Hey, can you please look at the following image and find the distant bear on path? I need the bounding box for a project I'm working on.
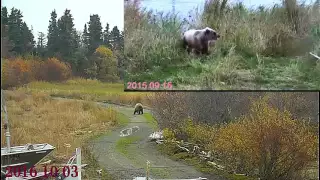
[182,27,220,55]
[134,103,143,115]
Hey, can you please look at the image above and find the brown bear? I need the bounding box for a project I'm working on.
[134,103,143,115]
[182,27,220,55]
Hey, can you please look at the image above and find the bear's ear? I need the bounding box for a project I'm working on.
[205,29,210,34]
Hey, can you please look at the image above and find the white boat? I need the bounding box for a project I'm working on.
[1,90,55,180]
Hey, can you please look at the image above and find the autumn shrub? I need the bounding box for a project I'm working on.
[163,128,176,141]
[212,95,318,179]
[148,92,189,129]
[1,57,72,89]
[159,119,217,149]
[29,60,47,81]
[1,58,32,89]
[45,57,72,82]
[86,45,119,82]
[181,119,216,149]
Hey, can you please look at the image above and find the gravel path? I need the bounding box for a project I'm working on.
[89,103,227,180]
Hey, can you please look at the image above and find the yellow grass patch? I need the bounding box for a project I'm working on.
[20,78,154,106]
[1,90,117,163]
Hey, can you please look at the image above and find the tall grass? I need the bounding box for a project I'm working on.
[20,78,153,106]
[1,90,117,162]
[124,0,320,90]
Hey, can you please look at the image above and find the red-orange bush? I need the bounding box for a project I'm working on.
[212,95,318,179]
[1,58,32,89]
[29,60,47,81]
[1,57,72,89]
[45,58,72,82]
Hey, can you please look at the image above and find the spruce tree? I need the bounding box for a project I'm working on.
[87,14,103,54]
[7,8,34,55]
[57,9,78,64]
[1,7,12,57]
[103,23,112,49]
[109,26,122,50]
[82,24,89,48]
[47,10,59,56]
[36,32,46,57]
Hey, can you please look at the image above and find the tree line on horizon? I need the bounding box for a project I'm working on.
[1,6,124,84]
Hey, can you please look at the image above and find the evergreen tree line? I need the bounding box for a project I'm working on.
[1,7,124,80]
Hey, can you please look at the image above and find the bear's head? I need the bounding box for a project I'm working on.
[204,27,220,41]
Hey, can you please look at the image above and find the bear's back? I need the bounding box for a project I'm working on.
[183,29,203,48]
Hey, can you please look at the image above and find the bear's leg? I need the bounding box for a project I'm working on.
[194,48,201,55]
[186,47,192,54]
[201,43,209,55]
[182,37,188,49]
[201,48,209,55]
[141,109,143,114]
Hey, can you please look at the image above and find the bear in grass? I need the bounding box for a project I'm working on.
[182,27,220,55]
[134,103,143,115]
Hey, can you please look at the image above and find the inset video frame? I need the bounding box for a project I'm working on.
[124,0,320,90]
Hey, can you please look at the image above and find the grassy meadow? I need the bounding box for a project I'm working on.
[1,90,118,160]
[124,0,320,90]
[20,78,153,106]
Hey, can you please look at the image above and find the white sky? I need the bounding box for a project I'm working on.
[2,0,124,40]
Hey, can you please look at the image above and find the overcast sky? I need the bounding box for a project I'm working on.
[141,0,315,18]
[2,0,124,39]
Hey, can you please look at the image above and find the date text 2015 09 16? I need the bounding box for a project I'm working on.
[126,81,173,90]
[6,165,79,178]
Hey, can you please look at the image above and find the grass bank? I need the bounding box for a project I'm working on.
[143,112,159,130]
[124,0,320,90]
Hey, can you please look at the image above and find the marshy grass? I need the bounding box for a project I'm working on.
[124,0,320,90]
[20,78,154,106]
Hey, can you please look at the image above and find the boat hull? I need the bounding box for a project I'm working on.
[1,144,55,172]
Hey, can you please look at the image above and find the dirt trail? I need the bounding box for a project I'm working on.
[90,103,225,180]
